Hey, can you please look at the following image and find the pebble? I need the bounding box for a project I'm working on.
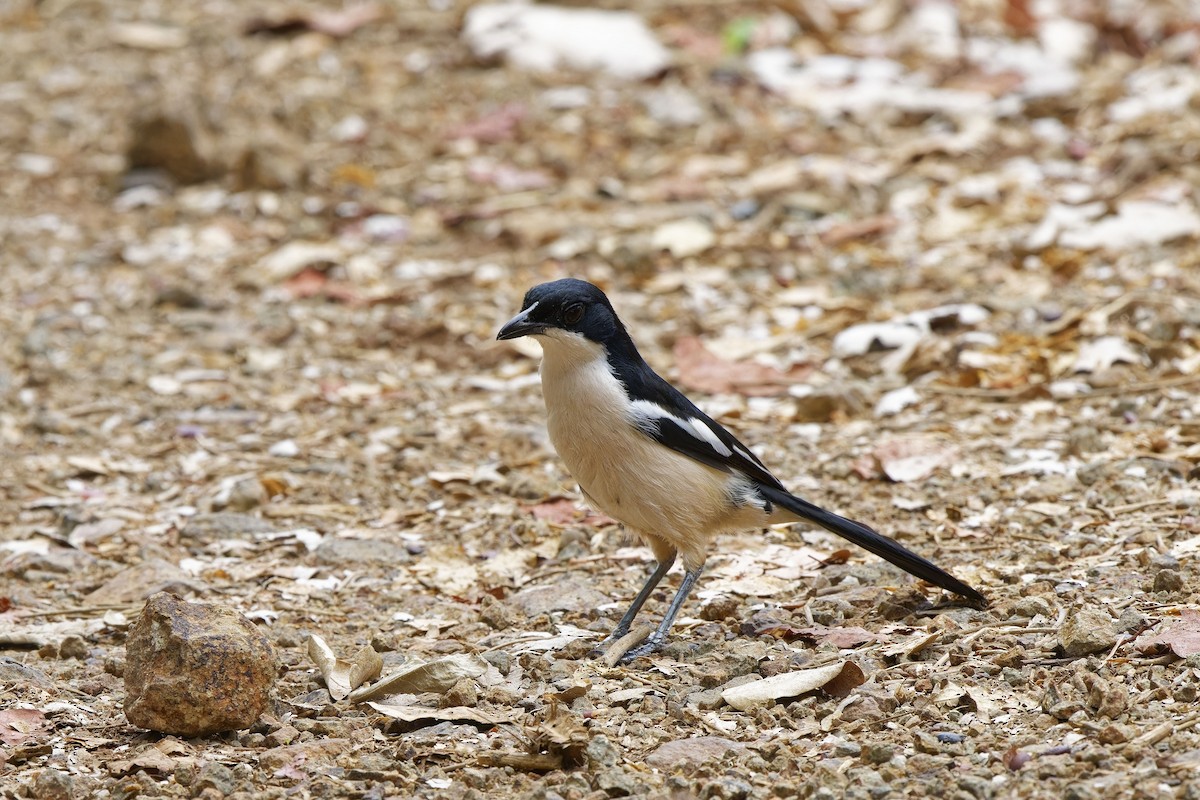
[645,736,746,769]
[506,579,609,615]
[1059,608,1117,658]
[1152,569,1185,593]
[124,592,276,736]
[699,595,739,621]
[834,741,862,757]
[595,768,637,797]
[58,636,88,660]
[441,677,478,708]
[313,538,410,566]
[585,734,620,769]
[268,439,300,458]
[30,769,77,800]
[863,743,895,764]
[650,218,715,258]
[192,762,236,796]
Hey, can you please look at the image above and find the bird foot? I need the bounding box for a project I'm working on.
[615,635,665,664]
[590,623,658,665]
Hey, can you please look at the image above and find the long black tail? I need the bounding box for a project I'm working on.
[759,485,986,604]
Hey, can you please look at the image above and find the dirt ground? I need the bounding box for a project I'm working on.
[3,0,1200,798]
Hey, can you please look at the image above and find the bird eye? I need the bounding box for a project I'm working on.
[563,304,584,325]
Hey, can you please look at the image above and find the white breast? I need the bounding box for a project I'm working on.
[535,330,767,568]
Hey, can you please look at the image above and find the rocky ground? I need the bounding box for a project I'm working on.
[2,0,1200,798]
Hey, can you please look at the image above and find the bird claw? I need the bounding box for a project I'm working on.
[615,635,664,664]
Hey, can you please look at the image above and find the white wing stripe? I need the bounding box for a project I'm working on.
[688,417,732,457]
[629,400,736,459]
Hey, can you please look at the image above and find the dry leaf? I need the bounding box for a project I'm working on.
[721,661,865,710]
[1154,610,1200,659]
[873,437,958,483]
[0,708,48,748]
[307,635,382,701]
[673,336,811,396]
[349,654,488,703]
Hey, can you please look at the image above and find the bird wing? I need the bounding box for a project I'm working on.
[623,371,785,492]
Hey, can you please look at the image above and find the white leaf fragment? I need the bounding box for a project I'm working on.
[463,4,670,81]
[1072,337,1147,373]
[721,661,859,711]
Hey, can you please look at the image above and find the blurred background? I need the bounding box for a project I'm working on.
[2,0,1199,796]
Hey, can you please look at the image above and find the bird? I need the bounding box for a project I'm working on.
[497,278,985,662]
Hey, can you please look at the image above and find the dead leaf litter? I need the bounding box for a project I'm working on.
[2,0,1199,798]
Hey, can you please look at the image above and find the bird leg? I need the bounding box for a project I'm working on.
[590,554,675,657]
[618,564,704,663]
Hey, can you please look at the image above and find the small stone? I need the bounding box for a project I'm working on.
[268,439,299,458]
[85,560,204,605]
[124,592,276,736]
[31,769,77,800]
[479,596,517,630]
[651,217,715,258]
[1097,724,1129,745]
[586,734,621,769]
[481,649,511,674]
[1060,608,1117,658]
[645,736,746,769]
[265,724,299,748]
[704,777,753,800]
[192,762,236,795]
[58,635,88,660]
[1012,596,1054,619]
[1153,569,1185,594]
[595,768,637,797]
[863,743,895,764]
[1117,607,1148,633]
[313,538,410,566]
[835,741,862,757]
[507,579,609,615]
[183,513,278,542]
[258,739,351,773]
[441,678,478,708]
[994,646,1025,668]
[1001,668,1026,686]
[699,595,739,621]
[687,687,726,710]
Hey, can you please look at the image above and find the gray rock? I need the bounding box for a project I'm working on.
[30,768,79,800]
[313,538,410,566]
[586,734,620,769]
[645,736,746,769]
[595,768,637,797]
[864,742,895,764]
[1059,608,1117,658]
[183,513,278,541]
[85,560,204,605]
[506,579,609,615]
[192,761,236,795]
[124,592,276,736]
[1153,569,1185,594]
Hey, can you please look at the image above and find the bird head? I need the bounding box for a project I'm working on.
[497,278,622,347]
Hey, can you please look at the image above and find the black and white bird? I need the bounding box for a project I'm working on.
[498,278,985,661]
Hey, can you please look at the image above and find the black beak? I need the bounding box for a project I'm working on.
[497,306,545,340]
